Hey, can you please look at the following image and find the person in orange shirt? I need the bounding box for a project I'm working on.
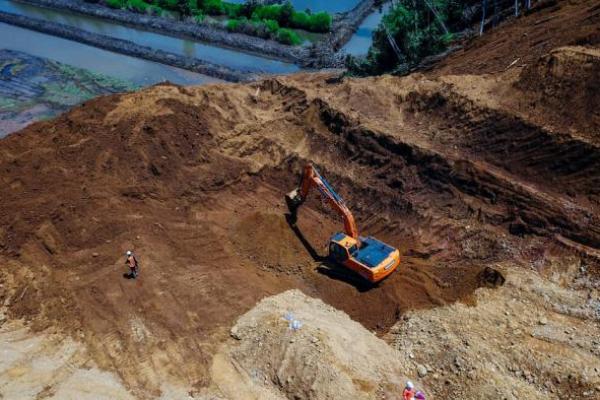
[402,381,415,400]
[125,250,139,279]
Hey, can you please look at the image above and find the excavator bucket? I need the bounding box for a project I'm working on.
[285,188,302,224]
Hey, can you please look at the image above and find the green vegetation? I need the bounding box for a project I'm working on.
[100,0,331,46]
[224,16,301,44]
[275,27,301,45]
[347,0,474,76]
[106,0,125,8]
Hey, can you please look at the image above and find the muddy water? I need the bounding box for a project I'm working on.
[0,0,300,74]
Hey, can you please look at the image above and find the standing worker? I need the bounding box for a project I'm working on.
[402,381,415,400]
[125,250,139,279]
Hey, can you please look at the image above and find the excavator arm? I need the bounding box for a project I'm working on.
[285,164,359,239]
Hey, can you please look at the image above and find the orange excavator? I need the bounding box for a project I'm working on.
[286,164,400,283]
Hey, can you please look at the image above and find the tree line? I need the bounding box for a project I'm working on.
[348,0,540,76]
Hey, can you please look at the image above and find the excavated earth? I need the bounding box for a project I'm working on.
[0,1,599,399]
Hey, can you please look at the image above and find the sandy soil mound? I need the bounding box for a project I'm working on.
[216,289,415,400]
[0,320,135,400]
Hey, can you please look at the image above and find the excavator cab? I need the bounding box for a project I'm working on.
[286,164,400,283]
[328,232,399,282]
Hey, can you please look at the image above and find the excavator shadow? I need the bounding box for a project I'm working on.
[284,213,377,293]
[284,213,326,262]
[315,264,378,293]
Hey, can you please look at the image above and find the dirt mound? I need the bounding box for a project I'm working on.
[216,289,416,400]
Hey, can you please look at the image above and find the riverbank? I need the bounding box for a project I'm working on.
[331,0,377,51]
[0,49,135,136]
[17,0,378,68]
[19,0,310,64]
[0,11,251,82]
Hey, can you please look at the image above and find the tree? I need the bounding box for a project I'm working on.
[279,1,294,26]
[348,0,476,76]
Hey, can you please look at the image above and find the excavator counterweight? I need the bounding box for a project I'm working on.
[286,164,400,283]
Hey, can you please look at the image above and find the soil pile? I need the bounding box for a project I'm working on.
[230,212,313,272]
[213,289,415,400]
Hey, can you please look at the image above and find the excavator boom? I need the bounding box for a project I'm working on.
[286,164,359,239]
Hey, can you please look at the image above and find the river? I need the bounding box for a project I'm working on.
[341,2,390,56]
[0,0,388,85]
[0,22,217,86]
[0,0,300,74]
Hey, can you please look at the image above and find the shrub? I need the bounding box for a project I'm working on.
[194,11,205,23]
[158,0,178,10]
[188,0,199,14]
[223,2,242,18]
[251,20,270,38]
[226,18,240,31]
[289,10,310,29]
[308,11,331,32]
[289,10,330,32]
[147,5,162,15]
[264,18,279,34]
[106,0,126,8]
[251,4,281,21]
[278,1,293,26]
[203,0,224,15]
[239,1,258,18]
[276,28,301,45]
[126,0,149,12]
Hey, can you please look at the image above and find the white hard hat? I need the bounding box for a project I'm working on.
[126,250,132,256]
[406,381,414,389]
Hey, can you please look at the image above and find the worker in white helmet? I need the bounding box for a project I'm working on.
[402,381,415,400]
[125,250,139,279]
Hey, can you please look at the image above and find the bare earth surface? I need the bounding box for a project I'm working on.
[0,1,599,399]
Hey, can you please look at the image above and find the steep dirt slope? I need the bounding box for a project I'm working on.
[432,0,600,76]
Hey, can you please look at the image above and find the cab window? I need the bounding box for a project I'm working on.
[329,242,349,262]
